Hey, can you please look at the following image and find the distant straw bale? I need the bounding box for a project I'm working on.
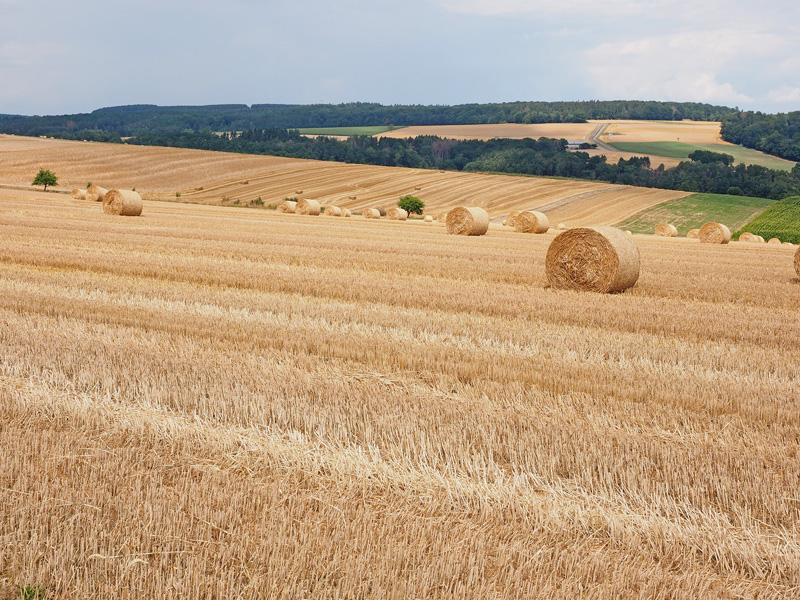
[783,241,795,248]
[795,246,800,276]
[739,232,757,243]
[86,185,107,203]
[363,208,380,219]
[446,207,489,236]
[699,222,731,245]
[545,226,640,293]
[655,223,678,237]
[103,189,143,216]
[768,237,782,245]
[70,188,86,200]
[386,207,408,221]
[424,215,433,223]
[556,223,567,230]
[342,208,352,217]
[756,235,765,243]
[294,190,303,194]
[436,212,449,223]
[514,211,549,234]
[277,200,297,213]
[504,211,520,227]
[296,198,321,215]
[625,230,632,235]
[325,206,343,217]
[687,229,700,239]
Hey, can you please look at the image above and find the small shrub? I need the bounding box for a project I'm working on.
[175,192,181,198]
[249,197,264,207]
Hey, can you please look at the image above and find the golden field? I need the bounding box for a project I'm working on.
[0,134,688,223]
[1,188,799,599]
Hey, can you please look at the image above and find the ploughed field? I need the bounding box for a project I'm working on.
[0,134,688,224]
[1,189,799,599]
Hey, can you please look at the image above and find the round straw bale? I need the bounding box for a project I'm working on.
[768,237,782,245]
[514,210,549,234]
[446,207,490,236]
[296,198,321,215]
[699,222,731,244]
[655,223,678,237]
[437,212,449,223]
[504,211,521,227]
[363,208,380,219]
[556,223,567,230]
[103,189,143,216]
[783,241,794,248]
[386,207,408,221]
[294,190,303,194]
[625,230,632,235]
[325,206,342,217]
[739,232,757,243]
[795,246,800,276]
[545,226,640,293]
[756,235,765,243]
[342,208,352,217]
[277,200,297,213]
[687,228,700,239]
[86,185,107,203]
[70,188,86,200]
[424,215,433,223]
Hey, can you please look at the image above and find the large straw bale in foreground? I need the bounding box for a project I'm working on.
[446,207,489,236]
[505,211,521,227]
[514,211,549,234]
[70,188,86,200]
[386,207,408,221]
[687,229,700,239]
[363,208,380,219]
[102,189,143,216]
[325,206,342,217]
[655,223,678,237]
[546,226,640,293]
[795,246,800,276]
[277,200,297,213]
[699,222,731,244]
[296,198,321,215]
[86,185,107,203]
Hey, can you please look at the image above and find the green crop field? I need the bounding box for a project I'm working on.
[608,141,797,171]
[615,193,776,236]
[736,196,800,243]
[297,126,405,136]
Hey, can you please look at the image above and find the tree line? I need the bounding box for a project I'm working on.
[721,111,800,162]
[123,128,800,200]
[0,100,736,138]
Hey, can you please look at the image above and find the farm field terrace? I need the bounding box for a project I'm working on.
[1,189,799,599]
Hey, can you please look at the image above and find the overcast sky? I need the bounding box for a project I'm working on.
[1,0,798,116]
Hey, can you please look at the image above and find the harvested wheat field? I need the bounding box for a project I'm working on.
[1,187,799,599]
[0,135,688,223]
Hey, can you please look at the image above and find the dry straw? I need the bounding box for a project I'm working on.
[514,211,549,234]
[86,185,107,203]
[545,226,640,293]
[277,200,297,213]
[363,208,380,219]
[103,189,143,216]
[386,207,408,221]
[768,237,782,245]
[795,246,800,277]
[687,229,700,239]
[655,223,678,237]
[70,188,86,200]
[325,206,343,217]
[504,211,520,227]
[446,207,489,236]
[296,198,321,215]
[699,222,731,244]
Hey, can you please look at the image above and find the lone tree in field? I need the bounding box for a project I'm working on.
[32,168,58,191]
[398,195,424,216]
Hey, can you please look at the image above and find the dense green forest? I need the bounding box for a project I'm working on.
[124,128,800,200]
[0,100,735,138]
[720,111,800,162]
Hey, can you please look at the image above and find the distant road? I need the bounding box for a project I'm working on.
[588,123,616,152]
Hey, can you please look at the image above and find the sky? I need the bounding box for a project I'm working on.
[1,0,798,116]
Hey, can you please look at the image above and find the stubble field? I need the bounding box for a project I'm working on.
[1,189,799,599]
